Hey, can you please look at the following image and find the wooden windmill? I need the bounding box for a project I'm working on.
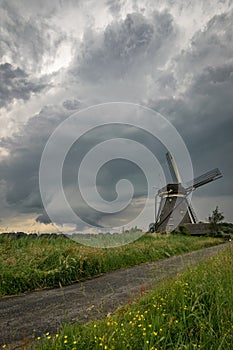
[149,152,222,233]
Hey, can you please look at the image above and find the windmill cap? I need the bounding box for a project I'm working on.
[158,183,186,195]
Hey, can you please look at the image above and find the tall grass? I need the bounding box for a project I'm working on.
[32,245,233,350]
[0,234,224,296]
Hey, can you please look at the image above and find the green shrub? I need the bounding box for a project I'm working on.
[178,225,190,235]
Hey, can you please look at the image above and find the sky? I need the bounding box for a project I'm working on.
[0,0,232,234]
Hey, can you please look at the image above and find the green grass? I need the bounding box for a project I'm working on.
[31,244,233,350]
[0,233,224,296]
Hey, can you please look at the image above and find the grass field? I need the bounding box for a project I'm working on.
[31,244,233,350]
[0,233,225,296]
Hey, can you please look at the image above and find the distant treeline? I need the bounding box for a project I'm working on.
[0,223,232,240]
[0,227,143,240]
[0,232,68,239]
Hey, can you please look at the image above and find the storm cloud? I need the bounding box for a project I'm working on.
[0,0,232,232]
[0,63,47,107]
[74,10,176,81]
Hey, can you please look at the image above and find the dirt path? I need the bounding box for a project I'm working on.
[0,242,232,347]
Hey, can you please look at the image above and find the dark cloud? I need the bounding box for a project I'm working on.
[36,212,51,224]
[0,105,70,215]
[72,10,177,82]
[174,11,233,80]
[59,123,167,228]
[62,99,81,110]
[0,111,167,229]
[150,12,233,199]
[0,63,47,107]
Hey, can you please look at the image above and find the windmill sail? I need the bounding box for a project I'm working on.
[186,168,222,193]
[166,152,182,183]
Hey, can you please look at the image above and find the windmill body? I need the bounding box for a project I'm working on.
[156,183,194,232]
[149,153,222,233]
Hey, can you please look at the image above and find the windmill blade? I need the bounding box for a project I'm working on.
[186,168,222,193]
[166,152,182,183]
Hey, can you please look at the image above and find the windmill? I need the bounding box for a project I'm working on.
[149,152,222,233]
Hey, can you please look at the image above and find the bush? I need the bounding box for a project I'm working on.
[178,225,190,235]
[208,206,224,235]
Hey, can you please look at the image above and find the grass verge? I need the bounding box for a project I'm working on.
[0,234,225,296]
[30,244,233,350]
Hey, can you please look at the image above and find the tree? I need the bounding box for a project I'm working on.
[208,206,224,235]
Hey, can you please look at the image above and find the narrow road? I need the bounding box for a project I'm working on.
[0,242,231,347]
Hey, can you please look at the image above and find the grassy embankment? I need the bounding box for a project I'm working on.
[0,233,225,296]
[32,244,233,350]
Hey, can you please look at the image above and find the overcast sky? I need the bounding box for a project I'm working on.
[0,0,232,233]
